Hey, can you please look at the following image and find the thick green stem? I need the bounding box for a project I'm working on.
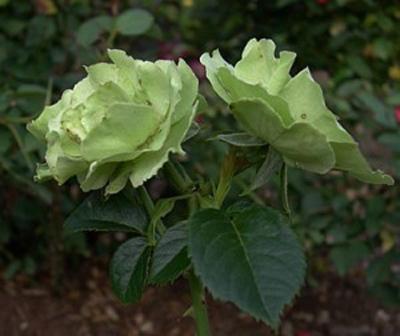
[280,163,292,219]
[138,185,165,244]
[188,270,211,336]
[164,159,211,334]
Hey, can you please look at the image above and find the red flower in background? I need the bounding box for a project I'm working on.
[395,106,400,124]
[316,0,329,4]
[195,114,204,124]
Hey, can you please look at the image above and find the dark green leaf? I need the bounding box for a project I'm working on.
[276,0,300,8]
[226,199,253,216]
[378,132,400,153]
[347,56,372,79]
[116,9,154,36]
[387,93,400,105]
[65,191,148,234]
[26,16,56,46]
[357,92,396,128]
[77,16,113,47]
[0,129,12,154]
[4,260,21,280]
[110,237,151,303]
[372,38,393,60]
[330,241,370,276]
[369,284,400,307]
[188,204,306,328]
[0,216,10,243]
[367,250,400,286]
[1,18,25,36]
[150,222,190,284]
[217,133,266,147]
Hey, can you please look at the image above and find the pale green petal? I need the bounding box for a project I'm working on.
[27,90,72,140]
[234,39,296,94]
[231,99,335,174]
[280,68,392,183]
[78,162,118,192]
[94,107,174,165]
[45,132,64,170]
[138,61,171,115]
[59,132,81,157]
[105,161,134,195]
[279,70,353,145]
[273,123,335,174]
[53,156,88,184]
[280,68,335,126]
[155,59,181,81]
[218,68,293,126]
[154,60,182,118]
[268,51,296,95]
[102,108,174,165]
[45,133,88,183]
[34,163,52,182]
[81,103,161,162]
[70,77,96,107]
[61,106,87,143]
[108,49,156,106]
[200,49,233,102]
[234,39,277,85]
[128,102,198,189]
[86,63,119,86]
[241,38,260,58]
[331,142,394,185]
[172,59,199,123]
[230,98,285,143]
[107,49,141,91]
[80,81,131,134]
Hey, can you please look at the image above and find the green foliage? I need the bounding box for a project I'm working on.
[188,204,306,328]
[116,9,154,36]
[330,241,370,276]
[64,190,148,234]
[150,221,190,285]
[77,16,113,47]
[110,237,151,304]
[76,9,154,47]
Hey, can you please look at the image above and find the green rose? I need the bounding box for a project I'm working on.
[201,38,393,185]
[28,49,199,194]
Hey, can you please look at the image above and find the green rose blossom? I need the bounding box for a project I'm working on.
[201,38,393,185]
[28,49,199,194]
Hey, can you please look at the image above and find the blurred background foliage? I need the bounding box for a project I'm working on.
[0,0,399,306]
